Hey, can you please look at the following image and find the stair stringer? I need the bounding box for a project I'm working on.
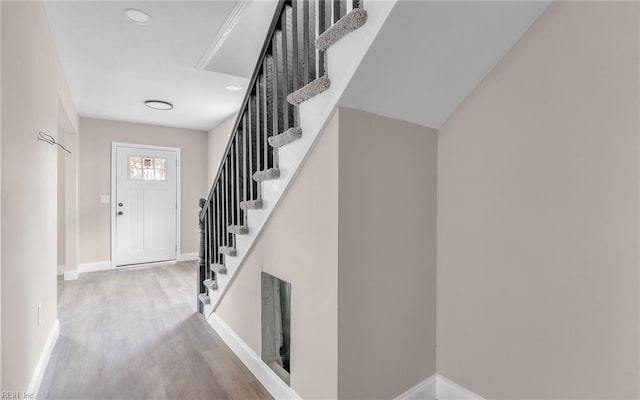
[203,0,398,316]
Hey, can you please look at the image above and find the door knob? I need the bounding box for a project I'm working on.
[118,211,123,216]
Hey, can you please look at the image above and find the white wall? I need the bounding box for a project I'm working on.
[78,118,208,263]
[437,2,640,398]
[1,1,79,391]
[208,114,236,187]
[337,108,438,399]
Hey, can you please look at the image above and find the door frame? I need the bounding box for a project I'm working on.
[110,142,182,268]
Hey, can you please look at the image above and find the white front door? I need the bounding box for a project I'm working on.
[115,145,178,266]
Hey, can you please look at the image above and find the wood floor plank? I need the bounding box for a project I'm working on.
[40,261,272,400]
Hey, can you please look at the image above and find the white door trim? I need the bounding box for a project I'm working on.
[111,142,181,268]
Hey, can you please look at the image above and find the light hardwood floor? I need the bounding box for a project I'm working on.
[40,261,271,400]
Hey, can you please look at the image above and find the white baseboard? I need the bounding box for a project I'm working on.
[27,319,59,397]
[78,261,113,273]
[178,252,198,261]
[63,261,111,281]
[63,269,79,281]
[396,375,437,400]
[67,258,191,280]
[396,374,485,400]
[207,313,301,400]
[437,374,485,400]
[206,311,482,400]
[57,265,65,276]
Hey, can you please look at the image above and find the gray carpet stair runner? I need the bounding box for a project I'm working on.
[228,225,249,235]
[253,168,281,182]
[212,263,227,274]
[269,127,303,148]
[240,199,263,210]
[219,246,237,257]
[287,76,331,106]
[315,8,368,51]
[204,279,218,291]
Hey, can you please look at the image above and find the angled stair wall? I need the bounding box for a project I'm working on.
[197,0,397,314]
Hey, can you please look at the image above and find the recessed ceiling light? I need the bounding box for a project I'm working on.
[225,85,242,92]
[123,8,152,25]
[145,100,173,110]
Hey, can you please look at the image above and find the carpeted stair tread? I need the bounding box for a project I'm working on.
[219,246,237,257]
[287,76,330,105]
[268,127,302,148]
[203,279,218,291]
[212,263,227,275]
[240,199,263,210]
[228,225,249,235]
[198,293,211,305]
[316,8,367,51]
[253,168,281,182]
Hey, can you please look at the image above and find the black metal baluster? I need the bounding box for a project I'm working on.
[264,58,275,169]
[197,198,206,313]
[227,156,233,245]
[303,0,315,84]
[245,113,254,201]
[204,208,209,280]
[208,192,214,271]
[334,0,346,23]
[318,0,329,76]
[242,114,248,218]
[212,186,218,267]
[283,5,295,128]
[229,149,235,247]
[273,31,285,169]
[292,1,300,92]
[209,196,214,269]
[222,162,228,261]
[216,183,222,264]
[234,126,241,228]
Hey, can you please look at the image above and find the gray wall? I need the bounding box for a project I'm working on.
[437,2,640,398]
[338,107,438,399]
[78,118,208,263]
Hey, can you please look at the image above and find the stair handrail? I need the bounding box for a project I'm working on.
[197,0,365,312]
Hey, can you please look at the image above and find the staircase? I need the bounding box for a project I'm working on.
[197,0,395,314]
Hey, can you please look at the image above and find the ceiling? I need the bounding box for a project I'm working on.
[339,1,550,129]
[202,1,279,78]
[45,1,278,132]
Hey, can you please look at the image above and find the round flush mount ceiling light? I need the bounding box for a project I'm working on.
[145,100,173,110]
[225,85,242,92]
[123,8,152,25]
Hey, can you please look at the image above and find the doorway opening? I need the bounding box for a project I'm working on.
[261,272,292,385]
[111,143,181,267]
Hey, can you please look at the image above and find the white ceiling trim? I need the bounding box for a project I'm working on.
[195,0,252,71]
